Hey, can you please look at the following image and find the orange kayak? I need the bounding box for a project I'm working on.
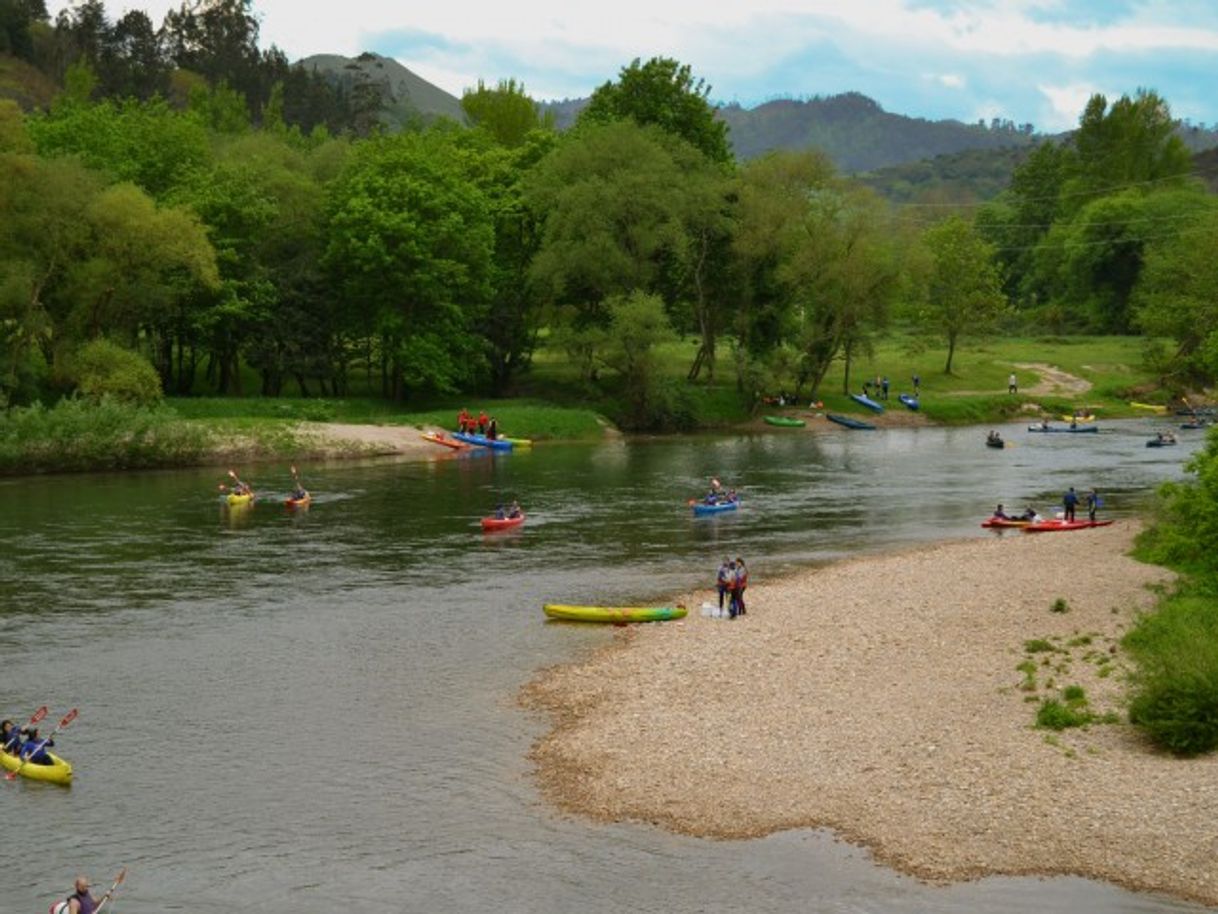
[421,432,469,450]
[481,513,525,531]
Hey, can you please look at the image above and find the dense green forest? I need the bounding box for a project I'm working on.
[2,0,1218,430]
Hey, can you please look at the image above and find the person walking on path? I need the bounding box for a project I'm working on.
[1063,486,1079,522]
[881,376,889,400]
[912,374,920,395]
[1008,372,1018,394]
[1086,489,1099,522]
[716,558,732,614]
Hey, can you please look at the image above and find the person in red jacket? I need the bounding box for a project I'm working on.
[457,408,471,433]
[477,410,489,434]
[734,557,748,616]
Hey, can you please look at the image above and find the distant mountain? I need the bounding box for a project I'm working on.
[298,52,466,129]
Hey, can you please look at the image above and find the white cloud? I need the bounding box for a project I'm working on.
[936,73,966,89]
[1037,81,1103,130]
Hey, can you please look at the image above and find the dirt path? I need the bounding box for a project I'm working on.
[1013,362,1093,397]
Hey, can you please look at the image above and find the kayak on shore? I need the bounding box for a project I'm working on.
[898,393,919,411]
[543,604,688,623]
[421,431,470,450]
[1130,401,1169,414]
[850,393,885,413]
[1061,413,1096,424]
[826,413,876,430]
[981,517,1031,528]
[1023,519,1114,532]
[453,431,513,451]
[0,747,73,785]
[763,415,805,427]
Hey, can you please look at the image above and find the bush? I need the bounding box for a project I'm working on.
[1050,598,1069,613]
[1036,698,1092,730]
[1024,638,1056,653]
[71,339,163,406]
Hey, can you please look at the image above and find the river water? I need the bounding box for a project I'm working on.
[0,419,1210,913]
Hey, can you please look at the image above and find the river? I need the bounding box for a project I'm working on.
[0,419,1210,913]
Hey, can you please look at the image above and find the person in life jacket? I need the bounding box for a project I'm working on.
[20,727,54,765]
[477,410,489,434]
[54,875,110,914]
[1,719,27,754]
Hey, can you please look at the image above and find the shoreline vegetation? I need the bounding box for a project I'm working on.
[0,346,1199,477]
[520,525,1218,907]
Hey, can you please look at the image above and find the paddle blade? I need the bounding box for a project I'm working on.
[29,706,48,725]
[59,708,78,728]
[113,867,127,887]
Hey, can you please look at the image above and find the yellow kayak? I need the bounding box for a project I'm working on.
[1130,401,1168,414]
[1060,413,1096,424]
[503,437,533,448]
[543,604,687,623]
[0,747,73,785]
[226,492,254,507]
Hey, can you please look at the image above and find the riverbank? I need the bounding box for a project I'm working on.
[521,525,1218,907]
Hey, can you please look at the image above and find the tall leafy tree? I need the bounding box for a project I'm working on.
[579,56,733,166]
[461,78,553,148]
[920,216,1006,373]
[325,130,495,399]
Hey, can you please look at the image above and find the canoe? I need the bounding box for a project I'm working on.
[225,492,253,507]
[985,438,1005,449]
[481,513,524,531]
[898,393,919,411]
[693,500,739,516]
[850,393,885,413]
[1180,422,1208,430]
[981,517,1031,528]
[543,604,688,623]
[826,413,875,430]
[763,416,805,427]
[0,747,73,785]
[421,432,469,450]
[453,432,513,451]
[1060,413,1096,423]
[1146,438,1177,448]
[285,492,311,509]
[1130,401,1169,414]
[1027,424,1098,433]
[1023,519,1114,532]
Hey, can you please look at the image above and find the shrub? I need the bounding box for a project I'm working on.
[1024,638,1055,653]
[1062,684,1087,705]
[71,339,163,406]
[1036,698,1092,730]
[1050,598,1069,613]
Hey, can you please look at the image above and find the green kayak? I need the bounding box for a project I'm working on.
[763,415,806,428]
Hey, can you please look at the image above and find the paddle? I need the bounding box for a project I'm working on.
[5,708,76,780]
[3,705,47,756]
[93,867,127,914]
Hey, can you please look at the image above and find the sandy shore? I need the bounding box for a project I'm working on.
[521,525,1218,907]
[295,422,455,459]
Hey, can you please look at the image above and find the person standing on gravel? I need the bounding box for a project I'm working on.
[1063,487,1079,522]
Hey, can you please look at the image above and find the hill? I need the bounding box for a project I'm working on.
[297,52,466,129]
[0,53,58,110]
[857,145,1034,204]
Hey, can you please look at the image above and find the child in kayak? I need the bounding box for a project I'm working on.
[19,727,54,765]
[1,719,27,753]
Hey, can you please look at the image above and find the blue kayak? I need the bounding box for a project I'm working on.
[452,432,513,451]
[1027,424,1098,434]
[827,413,876,430]
[850,394,885,413]
[693,500,739,516]
[898,393,919,411]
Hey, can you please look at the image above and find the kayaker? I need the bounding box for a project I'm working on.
[734,558,748,616]
[1086,489,1099,522]
[1,719,26,753]
[1021,507,1040,522]
[1063,487,1079,522]
[456,408,470,433]
[494,503,506,520]
[19,727,54,765]
[716,558,732,612]
[60,875,111,914]
[487,416,498,440]
[993,504,1010,519]
[507,500,522,519]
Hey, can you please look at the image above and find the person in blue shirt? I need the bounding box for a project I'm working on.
[1063,486,1079,522]
[1,719,26,754]
[716,558,732,612]
[19,727,54,765]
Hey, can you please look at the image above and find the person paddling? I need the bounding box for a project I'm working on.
[18,727,55,765]
[1,719,26,754]
[56,874,114,914]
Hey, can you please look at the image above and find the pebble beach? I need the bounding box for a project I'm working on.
[522,524,1218,907]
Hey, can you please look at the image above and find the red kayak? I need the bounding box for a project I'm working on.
[1023,519,1114,532]
[481,513,525,531]
[981,517,1030,528]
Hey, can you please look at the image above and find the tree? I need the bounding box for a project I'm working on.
[1134,204,1218,384]
[325,130,495,399]
[921,216,1005,373]
[0,0,47,60]
[579,56,733,166]
[598,290,678,428]
[461,78,553,148]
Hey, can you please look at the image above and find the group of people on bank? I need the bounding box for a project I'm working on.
[992,486,1100,523]
[715,557,749,619]
[456,408,499,440]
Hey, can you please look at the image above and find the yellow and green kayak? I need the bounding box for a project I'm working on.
[502,437,533,448]
[543,604,687,623]
[1130,401,1168,414]
[0,748,73,785]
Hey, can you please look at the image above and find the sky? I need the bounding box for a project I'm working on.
[53,0,1218,132]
